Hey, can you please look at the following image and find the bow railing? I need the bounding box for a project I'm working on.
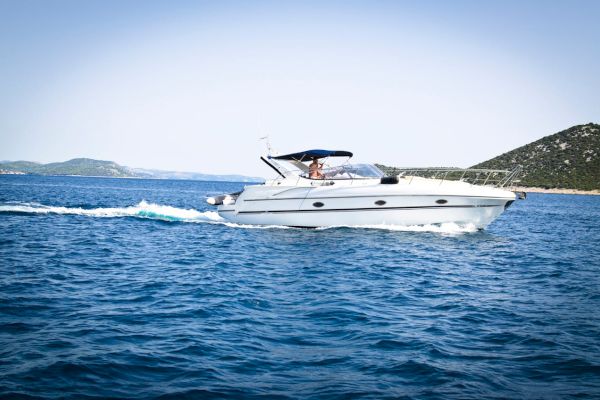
[383,166,522,188]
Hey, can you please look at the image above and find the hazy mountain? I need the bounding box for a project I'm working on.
[472,123,599,190]
[0,161,47,172]
[0,158,133,177]
[132,168,263,182]
[0,158,264,182]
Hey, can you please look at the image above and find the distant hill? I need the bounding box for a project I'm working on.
[0,158,264,182]
[0,158,133,177]
[377,123,599,191]
[132,168,263,183]
[472,123,599,190]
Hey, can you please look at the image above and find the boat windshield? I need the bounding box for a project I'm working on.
[316,163,384,180]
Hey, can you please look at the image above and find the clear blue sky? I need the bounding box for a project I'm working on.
[1,0,598,176]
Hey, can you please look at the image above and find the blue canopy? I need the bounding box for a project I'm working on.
[271,149,353,161]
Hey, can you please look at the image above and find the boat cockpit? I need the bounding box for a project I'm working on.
[263,149,384,181]
[301,163,384,180]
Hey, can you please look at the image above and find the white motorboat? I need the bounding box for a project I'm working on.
[207,149,523,229]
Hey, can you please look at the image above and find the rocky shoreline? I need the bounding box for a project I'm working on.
[512,186,600,196]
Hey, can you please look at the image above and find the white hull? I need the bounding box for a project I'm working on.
[216,177,516,229]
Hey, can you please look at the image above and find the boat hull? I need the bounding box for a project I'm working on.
[217,191,515,229]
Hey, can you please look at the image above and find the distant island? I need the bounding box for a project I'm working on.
[0,158,264,183]
[379,123,599,192]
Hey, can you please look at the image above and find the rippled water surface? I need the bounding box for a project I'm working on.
[1,175,599,399]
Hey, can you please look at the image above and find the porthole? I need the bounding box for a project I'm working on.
[375,200,386,206]
[436,199,448,204]
[313,202,324,208]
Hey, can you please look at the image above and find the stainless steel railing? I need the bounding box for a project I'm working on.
[387,166,522,188]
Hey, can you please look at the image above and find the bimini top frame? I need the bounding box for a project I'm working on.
[270,149,353,161]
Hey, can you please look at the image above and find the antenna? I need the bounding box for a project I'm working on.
[259,135,275,156]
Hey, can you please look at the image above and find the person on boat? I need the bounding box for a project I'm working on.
[309,158,324,179]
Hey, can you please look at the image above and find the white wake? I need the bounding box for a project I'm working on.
[0,201,294,229]
[0,201,478,233]
[0,200,222,223]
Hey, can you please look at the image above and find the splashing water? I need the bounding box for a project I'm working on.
[0,201,479,233]
[317,222,479,234]
[0,201,294,229]
[0,200,222,223]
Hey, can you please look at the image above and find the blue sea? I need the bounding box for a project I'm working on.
[1,175,599,399]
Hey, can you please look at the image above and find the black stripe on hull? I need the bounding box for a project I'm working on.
[243,194,512,202]
[234,204,500,214]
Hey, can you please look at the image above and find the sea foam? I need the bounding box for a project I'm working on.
[0,201,477,233]
[317,222,479,234]
[0,200,222,223]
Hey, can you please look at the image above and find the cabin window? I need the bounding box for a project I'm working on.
[375,200,386,206]
[436,199,448,204]
[313,202,324,208]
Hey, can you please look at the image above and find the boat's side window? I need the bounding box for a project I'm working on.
[436,199,448,204]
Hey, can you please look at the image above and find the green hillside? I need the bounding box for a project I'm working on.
[0,158,134,177]
[472,123,599,190]
[0,161,43,171]
[378,123,599,191]
[0,158,264,182]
